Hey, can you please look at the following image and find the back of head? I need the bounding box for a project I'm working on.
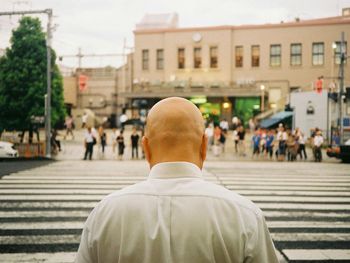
[143,97,206,169]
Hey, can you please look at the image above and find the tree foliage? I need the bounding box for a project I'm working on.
[0,16,65,132]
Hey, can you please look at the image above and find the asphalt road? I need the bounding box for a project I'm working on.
[0,160,53,178]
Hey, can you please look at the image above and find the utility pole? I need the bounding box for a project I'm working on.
[78,47,83,68]
[339,32,346,145]
[46,9,53,158]
[0,9,53,158]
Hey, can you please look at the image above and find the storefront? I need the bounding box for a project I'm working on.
[128,96,261,127]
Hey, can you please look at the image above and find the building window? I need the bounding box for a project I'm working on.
[270,44,281,67]
[290,43,302,66]
[194,47,202,68]
[312,42,324,66]
[210,46,218,68]
[142,49,149,70]
[156,49,164,70]
[334,42,347,65]
[251,45,260,67]
[178,48,185,69]
[235,46,243,67]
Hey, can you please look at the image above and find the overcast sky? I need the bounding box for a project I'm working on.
[1,0,349,68]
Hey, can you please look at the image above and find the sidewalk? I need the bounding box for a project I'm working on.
[54,128,338,163]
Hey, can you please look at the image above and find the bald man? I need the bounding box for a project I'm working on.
[75,97,278,263]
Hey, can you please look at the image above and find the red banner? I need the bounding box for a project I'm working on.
[79,74,88,92]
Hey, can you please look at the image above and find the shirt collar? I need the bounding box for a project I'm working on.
[148,162,202,179]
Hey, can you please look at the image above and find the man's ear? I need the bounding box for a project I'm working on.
[200,134,208,168]
[142,136,151,164]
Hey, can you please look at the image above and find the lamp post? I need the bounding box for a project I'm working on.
[260,85,265,112]
[327,42,338,143]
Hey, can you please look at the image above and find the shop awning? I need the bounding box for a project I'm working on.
[260,111,293,128]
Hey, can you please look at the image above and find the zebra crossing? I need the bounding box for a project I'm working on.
[206,162,350,262]
[0,160,349,262]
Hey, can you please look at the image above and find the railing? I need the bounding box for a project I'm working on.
[15,142,46,158]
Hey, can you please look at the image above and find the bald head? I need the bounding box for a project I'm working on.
[142,97,207,169]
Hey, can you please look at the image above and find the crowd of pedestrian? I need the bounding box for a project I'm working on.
[82,125,144,161]
[205,116,326,162]
[248,124,325,162]
[205,117,247,157]
[52,111,327,162]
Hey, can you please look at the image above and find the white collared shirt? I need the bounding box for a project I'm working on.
[277,131,287,141]
[75,162,278,263]
[84,132,94,143]
[314,135,324,147]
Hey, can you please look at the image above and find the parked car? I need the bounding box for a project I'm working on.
[0,141,18,158]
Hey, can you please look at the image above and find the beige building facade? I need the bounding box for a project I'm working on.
[76,67,119,124]
[120,11,350,124]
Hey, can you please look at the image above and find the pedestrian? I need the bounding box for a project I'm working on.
[83,127,96,160]
[131,127,140,159]
[265,129,274,159]
[111,128,117,153]
[205,123,214,151]
[116,130,125,160]
[252,130,261,158]
[82,112,88,129]
[232,116,239,131]
[260,128,267,154]
[249,117,256,134]
[286,130,298,162]
[310,127,319,160]
[314,130,324,162]
[332,130,340,146]
[233,126,239,153]
[98,126,107,154]
[51,129,61,154]
[219,118,229,133]
[276,125,287,161]
[213,125,222,156]
[332,130,340,147]
[64,115,74,140]
[219,128,226,153]
[295,128,307,160]
[237,125,246,156]
[75,97,278,263]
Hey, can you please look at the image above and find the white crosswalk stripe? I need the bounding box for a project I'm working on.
[0,160,349,262]
[206,162,350,263]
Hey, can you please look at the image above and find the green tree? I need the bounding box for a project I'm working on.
[0,16,65,139]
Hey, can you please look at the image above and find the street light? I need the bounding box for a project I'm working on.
[223,102,230,109]
[332,42,337,50]
[260,85,265,112]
